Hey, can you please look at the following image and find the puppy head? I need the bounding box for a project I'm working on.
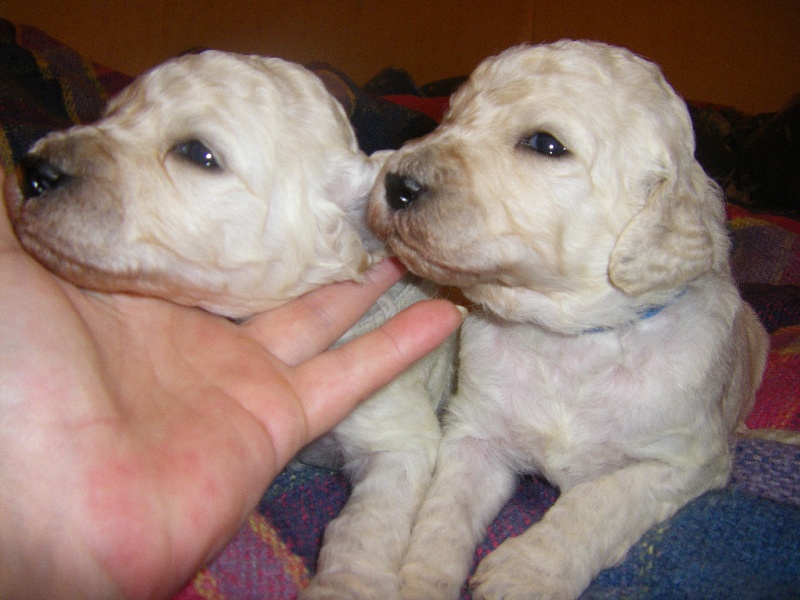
[8,50,388,318]
[369,41,729,330]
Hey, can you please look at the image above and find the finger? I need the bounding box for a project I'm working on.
[243,257,407,365]
[291,298,464,441]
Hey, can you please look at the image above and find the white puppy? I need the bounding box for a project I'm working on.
[8,50,455,599]
[368,41,770,599]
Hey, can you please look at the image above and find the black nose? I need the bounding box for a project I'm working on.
[18,154,72,199]
[384,172,427,211]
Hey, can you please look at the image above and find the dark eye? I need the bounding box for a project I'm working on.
[171,140,220,169]
[520,132,568,157]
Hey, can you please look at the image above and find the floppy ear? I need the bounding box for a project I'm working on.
[325,149,393,258]
[609,164,719,296]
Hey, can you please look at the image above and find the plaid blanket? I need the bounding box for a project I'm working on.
[1,18,798,599]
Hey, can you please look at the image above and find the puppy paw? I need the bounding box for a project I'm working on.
[469,538,583,600]
[399,563,463,600]
[300,571,400,600]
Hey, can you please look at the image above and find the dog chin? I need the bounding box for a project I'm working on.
[17,234,161,297]
[12,232,238,317]
[385,237,474,289]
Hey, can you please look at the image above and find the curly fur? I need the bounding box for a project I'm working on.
[10,51,385,318]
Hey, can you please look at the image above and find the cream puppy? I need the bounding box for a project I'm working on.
[8,50,455,599]
[10,51,382,317]
[368,41,770,599]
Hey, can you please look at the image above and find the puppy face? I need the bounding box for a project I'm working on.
[369,41,729,331]
[8,51,387,318]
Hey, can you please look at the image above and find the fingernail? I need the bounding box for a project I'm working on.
[456,305,469,321]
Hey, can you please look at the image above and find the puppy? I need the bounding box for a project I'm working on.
[7,50,455,599]
[368,41,770,599]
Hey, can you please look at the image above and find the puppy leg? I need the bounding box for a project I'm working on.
[301,384,441,600]
[400,434,518,600]
[470,459,728,600]
[301,450,433,599]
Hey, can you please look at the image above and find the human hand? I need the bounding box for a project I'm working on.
[0,170,462,599]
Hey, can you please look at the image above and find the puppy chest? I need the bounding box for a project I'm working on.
[460,321,648,483]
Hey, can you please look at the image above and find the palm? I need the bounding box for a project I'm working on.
[1,247,302,597]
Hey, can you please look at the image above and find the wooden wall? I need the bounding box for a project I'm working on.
[3,0,799,113]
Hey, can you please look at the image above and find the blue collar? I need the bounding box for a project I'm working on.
[583,290,685,335]
[636,303,670,321]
